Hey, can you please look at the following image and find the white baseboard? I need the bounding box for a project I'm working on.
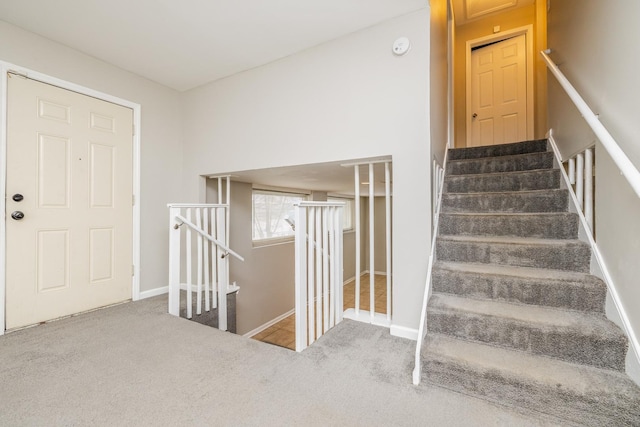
[243,308,295,338]
[139,286,168,299]
[390,324,418,341]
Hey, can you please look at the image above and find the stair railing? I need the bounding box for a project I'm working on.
[412,155,447,385]
[541,50,640,199]
[168,204,244,331]
[542,50,640,377]
[294,201,344,352]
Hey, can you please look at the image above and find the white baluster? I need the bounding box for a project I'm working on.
[168,206,181,316]
[307,207,316,345]
[322,205,330,332]
[295,205,308,352]
[217,207,227,331]
[569,157,576,185]
[354,166,361,315]
[576,153,585,210]
[369,163,375,322]
[315,208,322,338]
[336,205,344,323]
[203,208,210,312]
[329,206,336,328]
[585,148,594,231]
[211,208,218,309]
[186,208,192,319]
[385,162,392,321]
[195,208,203,316]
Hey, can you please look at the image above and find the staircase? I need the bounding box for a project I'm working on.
[421,140,640,425]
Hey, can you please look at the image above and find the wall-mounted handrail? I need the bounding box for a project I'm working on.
[174,214,245,261]
[541,50,640,199]
[413,154,447,385]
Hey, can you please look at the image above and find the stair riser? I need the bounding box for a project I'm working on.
[448,139,548,160]
[439,213,578,239]
[423,357,640,427]
[447,152,554,175]
[444,170,560,193]
[440,191,569,213]
[436,239,591,272]
[431,269,606,313]
[427,309,627,371]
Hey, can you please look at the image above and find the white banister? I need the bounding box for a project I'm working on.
[167,204,243,331]
[541,50,640,199]
[294,202,344,352]
[413,154,447,385]
[385,162,392,321]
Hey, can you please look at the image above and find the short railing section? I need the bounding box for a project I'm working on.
[413,154,447,385]
[565,144,595,232]
[294,202,344,352]
[168,203,244,332]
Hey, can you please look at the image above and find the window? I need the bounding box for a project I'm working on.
[252,190,307,242]
[328,197,354,231]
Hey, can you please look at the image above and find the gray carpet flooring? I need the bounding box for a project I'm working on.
[0,295,559,426]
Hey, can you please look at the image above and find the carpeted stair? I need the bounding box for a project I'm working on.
[421,139,640,425]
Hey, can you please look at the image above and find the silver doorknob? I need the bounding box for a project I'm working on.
[472,113,478,119]
[12,194,24,202]
[11,211,24,220]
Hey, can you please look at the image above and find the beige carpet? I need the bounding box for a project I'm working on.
[0,295,557,426]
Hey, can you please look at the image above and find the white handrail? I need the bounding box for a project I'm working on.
[541,50,640,199]
[174,214,245,262]
[412,153,447,385]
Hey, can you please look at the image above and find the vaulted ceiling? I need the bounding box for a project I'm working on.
[0,0,427,91]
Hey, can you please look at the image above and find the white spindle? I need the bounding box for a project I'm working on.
[315,209,322,340]
[295,205,308,352]
[195,208,203,315]
[335,206,344,323]
[168,206,181,316]
[576,153,585,210]
[354,166,361,315]
[385,162,392,321]
[203,208,211,312]
[185,208,193,319]
[211,208,218,309]
[322,205,330,332]
[307,207,316,345]
[585,148,594,230]
[329,207,336,329]
[569,157,576,185]
[368,163,375,322]
[216,208,227,331]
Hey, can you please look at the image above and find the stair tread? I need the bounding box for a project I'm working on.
[433,261,603,285]
[440,212,574,218]
[444,168,556,180]
[447,139,548,160]
[424,333,639,397]
[437,234,587,246]
[447,151,553,165]
[442,188,566,197]
[429,293,621,337]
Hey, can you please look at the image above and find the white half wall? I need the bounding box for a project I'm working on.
[181,9,432,330]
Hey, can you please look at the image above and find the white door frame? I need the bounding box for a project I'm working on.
[0,61,142,335]
[465,25,534,146]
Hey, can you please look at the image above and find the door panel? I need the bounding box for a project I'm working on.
[5,74,133,329]
[470,34,527,146]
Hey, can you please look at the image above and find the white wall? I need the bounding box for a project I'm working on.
[429,0,449,161]
[547,0,640,377]
[0,21,184,293]
[181,10,431,331]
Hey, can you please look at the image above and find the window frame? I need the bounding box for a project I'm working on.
[251,189,308,246]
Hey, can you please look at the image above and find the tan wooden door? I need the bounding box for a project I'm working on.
[469,34,527,147]
[5,74,133,329]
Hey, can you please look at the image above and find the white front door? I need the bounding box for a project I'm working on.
[469,34,527,146]
[5,74,133,329]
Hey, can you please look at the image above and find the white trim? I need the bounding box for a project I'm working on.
[0,61,142,335]
[465,25,535,146]
[244,308,295,338]
[139,286,169,300]
[390,324,418,341]
[548,131,640,372]
[343,308,391,327]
